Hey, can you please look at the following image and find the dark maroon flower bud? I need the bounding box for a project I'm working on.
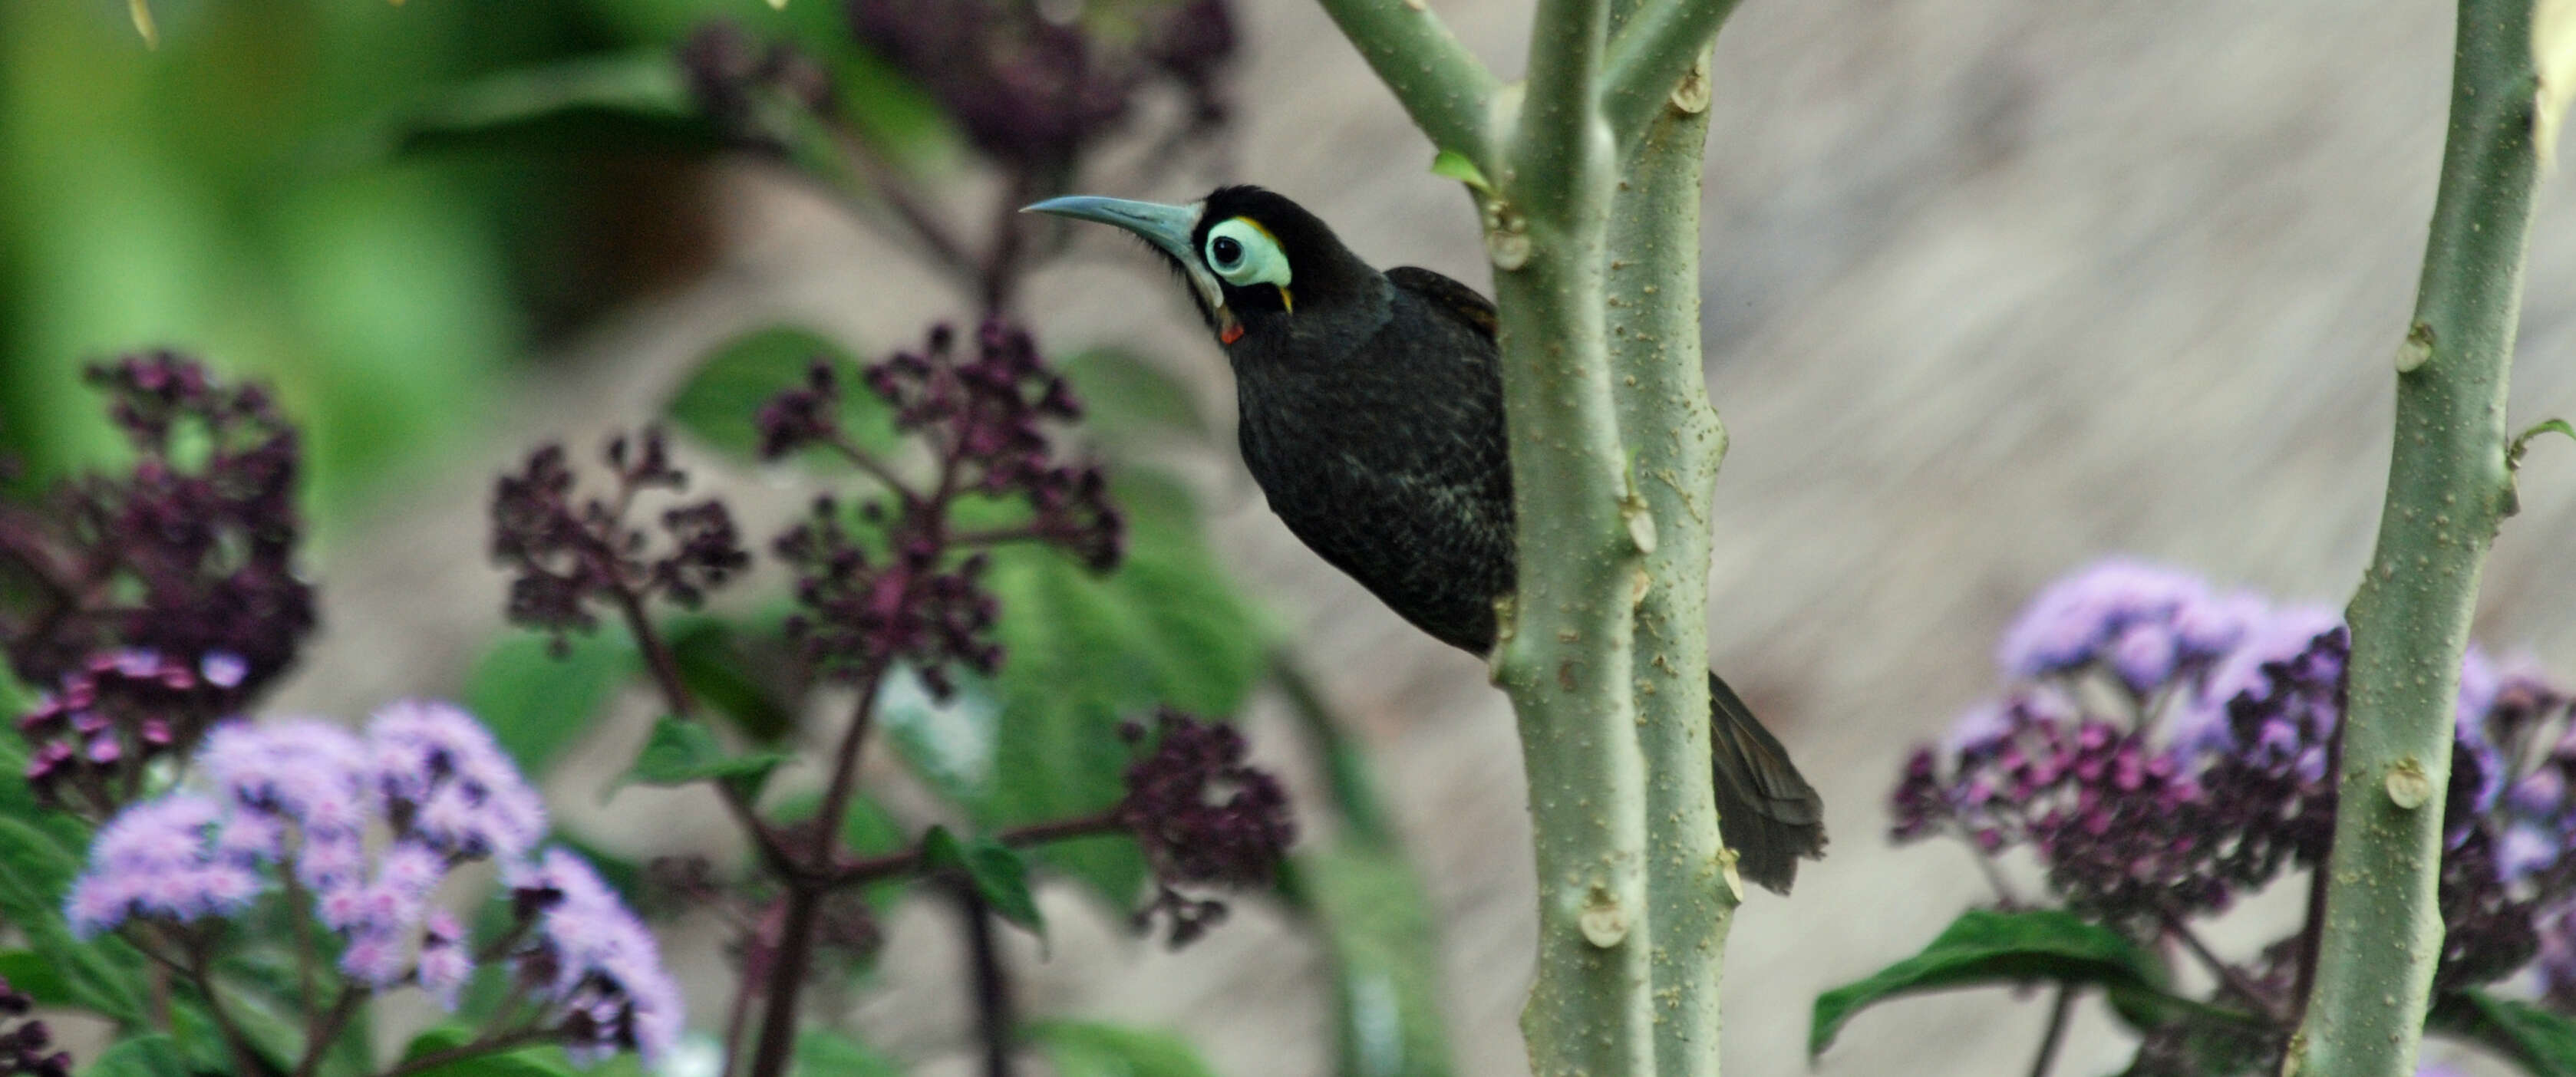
[490,430,747,650]
[1114,710,1295,947]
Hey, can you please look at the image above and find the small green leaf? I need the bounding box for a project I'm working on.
[2431,990,2576,1076]
[1058,349,1208,442]
[792,1029,901,1077]
[1428,150,1492,193]
[399,1025,579,1077]
[79,1033,188,1077]
[1809,907,2165,1057]
[663,325,895,463]
[1027,1021,1219,1077]
[920,825,1044,937]
[668,617,800,743]
[463,629,639,776]
[619,715,790,798]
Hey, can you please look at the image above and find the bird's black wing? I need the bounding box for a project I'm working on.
[1386,266,1498,341]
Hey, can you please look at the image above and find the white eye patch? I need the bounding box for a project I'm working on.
[1202,217,1291,291]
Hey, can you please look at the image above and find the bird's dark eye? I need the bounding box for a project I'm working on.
[1210,235,1242,268]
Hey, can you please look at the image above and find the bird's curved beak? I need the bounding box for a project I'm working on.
[1022,196,1230,324]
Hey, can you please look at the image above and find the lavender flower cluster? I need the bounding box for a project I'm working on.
[769,318,1123,696]
[2,354,314,816]
[64,702,681,1066]
[1118,710,1295,947]
[1892,558,2576,998]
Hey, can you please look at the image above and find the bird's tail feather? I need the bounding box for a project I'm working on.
[1708,671,1826,894]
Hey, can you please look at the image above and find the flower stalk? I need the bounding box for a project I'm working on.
[2287,0,2557,1069]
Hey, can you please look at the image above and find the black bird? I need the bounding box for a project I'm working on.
[1027,186,1826,892]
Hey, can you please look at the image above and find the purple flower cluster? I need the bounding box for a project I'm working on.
[491,428,750,650]
[0,977,69,1077]
[1116,710,1295,947]
[64,703,679,1065]
[1895,557,2576,997]
[0,353,312,701]
[502,850,685,1066]
[18,649,246,816]
[846,0,1238,168]
[770,320,1123,696]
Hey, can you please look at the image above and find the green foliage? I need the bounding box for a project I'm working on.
[664,325,899,464]
[79,1034,188,1077]
[665,614,801,744]
[1057,348,1211,444]
[975,471,1272,904]
[1026,1021,1220,1077]
[920,825,1045,937]
[375,51,732,160]
[2432,990,2576,1076]
[0,817,143,1023]
[1287,844,1458,1077]
[1809,907,2169,1057]
[793,1029,902,1077]
[399,1026,576,1077]
[463,629,640,777]
[620,714,790,797]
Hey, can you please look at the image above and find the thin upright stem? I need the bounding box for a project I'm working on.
[955,884,1019,1077]
[610,588,796,874]
[292,986,364,1077]
[744,664,890,1077]
[1598,0,1744,147]
[2159,909,2281,1023]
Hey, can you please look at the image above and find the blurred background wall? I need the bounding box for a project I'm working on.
[5,0,2571,1073]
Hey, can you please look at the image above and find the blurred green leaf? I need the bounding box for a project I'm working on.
[382,51,729,160]
[793,1029,901,1077]
[463,630,640,777]
[80,1034,187,1077]
[400,1025,578,1077]
[1810,908,2166,1057]
[1058,348,1209,443]
[668,615,800,743]
[2432,990,2576,1076]
[0,817,143,1023]
[0,950,71,1007]
[1288,842,1456,1077]
[620,714,789,796]
[1027,1021,1219,1077]
[921,825,1044,937]
[979,469,1271,905]
[663,324,898,463]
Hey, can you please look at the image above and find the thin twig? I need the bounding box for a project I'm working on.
[610,587,797,874]
[825,812,1126,889]
[955,883,1018,1077]
[2159,908,2282,1023]
[291,986,365,1077]
[2025,986,2076,1077]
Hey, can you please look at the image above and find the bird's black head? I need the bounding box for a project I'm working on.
[1024,185,1385,351]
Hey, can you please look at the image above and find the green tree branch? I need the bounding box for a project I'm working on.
[1607,48,1734,1077]
[1601,2,1741,147]
[2286,0,2556,1072]
[1308,0,1503,171]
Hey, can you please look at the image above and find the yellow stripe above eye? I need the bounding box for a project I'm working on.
[1233,216,1281,245]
